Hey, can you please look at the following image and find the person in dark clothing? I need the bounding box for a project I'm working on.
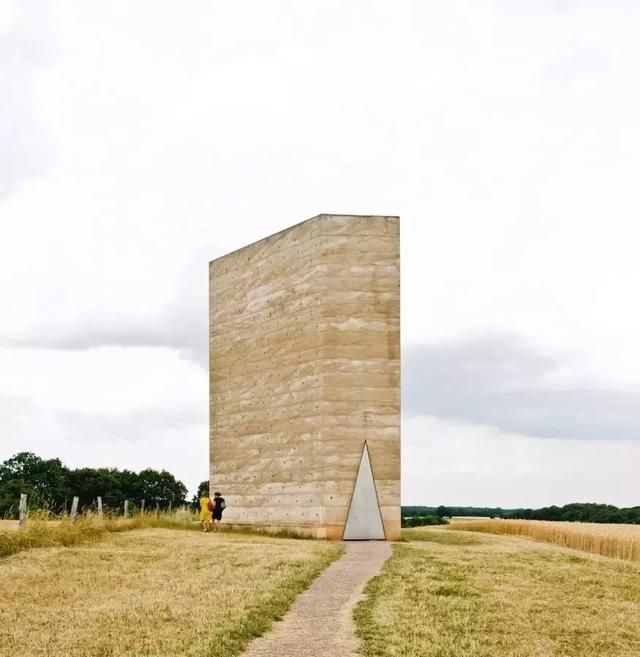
[212,491,226,532]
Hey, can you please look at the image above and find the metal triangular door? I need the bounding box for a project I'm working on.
[343,442,386,540]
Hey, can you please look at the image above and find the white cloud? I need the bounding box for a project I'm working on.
[0,1,57,196]
[1,1,639,504]
[0,347,208,492]
[403,415,640,508]
[403,337,640,442]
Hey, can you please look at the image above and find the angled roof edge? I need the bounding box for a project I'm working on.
[209,213,399,265]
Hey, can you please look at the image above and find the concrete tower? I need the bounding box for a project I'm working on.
[209,214,400,539]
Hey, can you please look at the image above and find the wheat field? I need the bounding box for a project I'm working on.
[448,518,640,561]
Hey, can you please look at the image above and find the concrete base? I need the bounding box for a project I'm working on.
[224,522,401,541]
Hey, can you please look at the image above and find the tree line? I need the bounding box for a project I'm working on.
[509,502,640,524]
[0,452,188,518]
[402,515,448,528]
[402,503,640,524]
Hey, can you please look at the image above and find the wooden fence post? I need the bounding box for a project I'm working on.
[18,493,27,530]
[97,496,103,518]
[70,496,79,522]
[124,499,129,518]
[168,501,172,513]
[155,503,160,517]
[140,499,145,515]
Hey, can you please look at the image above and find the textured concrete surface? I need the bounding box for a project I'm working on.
[210,214,400,539]
[240,541,392,657]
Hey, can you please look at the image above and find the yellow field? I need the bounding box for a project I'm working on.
[0,518,64,533]
[0,527,342,657]
[448,516,491,523]
[0,520,18,532]
[356,528,640,657]
[448,519,640,562]
[0,510,204,558]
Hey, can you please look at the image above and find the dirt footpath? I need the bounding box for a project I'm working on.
[241,541,391,657]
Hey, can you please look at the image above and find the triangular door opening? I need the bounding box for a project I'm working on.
[343,442,386,540]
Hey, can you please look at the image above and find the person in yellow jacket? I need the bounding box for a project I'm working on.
[199,491,213,532]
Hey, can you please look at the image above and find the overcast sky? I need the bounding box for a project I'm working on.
[1,1,639,506]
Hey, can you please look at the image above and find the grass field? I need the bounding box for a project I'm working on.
[448,519,640,562]
[355,527,640,657]
[0,510,218,558]
[0,520,18,532]
[0,527,342,657]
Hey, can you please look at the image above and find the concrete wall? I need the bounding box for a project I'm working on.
[209,214,400,539]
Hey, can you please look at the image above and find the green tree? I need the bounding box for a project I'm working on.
[191,480,210,511]
[138,469,187,509]
[0,453,191,517]
[0,478,33,517]
[0,452,70,515]
[67,467,123,511]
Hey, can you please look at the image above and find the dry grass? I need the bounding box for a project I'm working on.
[448,519,640,562]
[402,526,486,546]
[448,516,491,523]
[0,509,225,558]
[0,527,343,657]
[355,527,640,657]
[0,520,18,532]
[0,514,130,558]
